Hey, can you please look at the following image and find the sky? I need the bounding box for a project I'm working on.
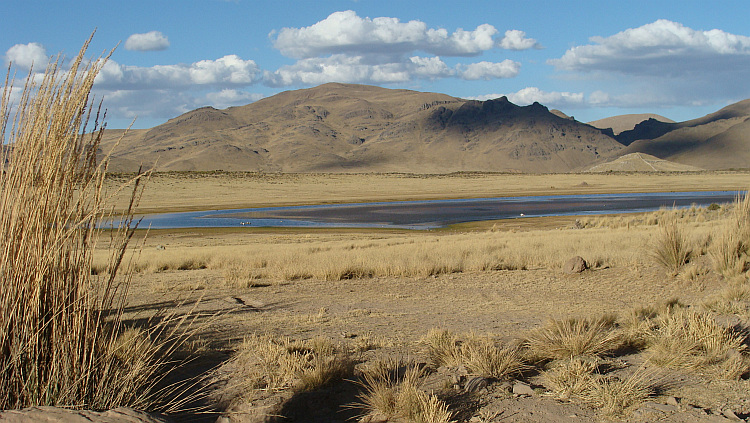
[2,0,750,129]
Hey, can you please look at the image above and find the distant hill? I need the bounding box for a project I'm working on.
[617,100,750,170]
[588,114,674,135]
[583,153,702,173]
[99,83,623,173]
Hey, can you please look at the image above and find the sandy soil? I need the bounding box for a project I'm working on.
[121,251,749,423]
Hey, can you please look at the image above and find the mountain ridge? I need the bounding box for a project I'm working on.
[99,83,749,173]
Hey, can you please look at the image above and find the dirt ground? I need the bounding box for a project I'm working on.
[121,244,749,423]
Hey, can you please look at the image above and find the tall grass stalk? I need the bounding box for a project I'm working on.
[0,35,154,410]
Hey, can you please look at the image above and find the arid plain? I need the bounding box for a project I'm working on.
[103,170,750,423]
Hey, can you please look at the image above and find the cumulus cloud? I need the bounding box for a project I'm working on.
[466,87,585,108]
[95,55,262,89]
[271,10,534,58]
[124,31,170,51]
[458,60,520,80]
[204,89,264,109]
[264,54,520,87]
[498,30,541,50]
[549,20,750,76]
[4,42,49,69]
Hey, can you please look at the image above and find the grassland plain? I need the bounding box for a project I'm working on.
[101,180,750,422]
[108,170,749,214]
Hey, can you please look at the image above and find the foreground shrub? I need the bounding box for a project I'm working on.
[0,36,157,410]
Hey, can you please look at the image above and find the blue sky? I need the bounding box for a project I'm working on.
[3,0,750,129]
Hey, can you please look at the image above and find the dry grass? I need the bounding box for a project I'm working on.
[702,279,750,316]
[420,330,525,381]
[646,308,749,379]
[584,370,653,417]
[0,35,178,411]
[217,335,353,407]
[356,358,453,423]
[543,356,600,399]
[651,217,692,275]
[710,193,750,277]
[524,315,622,361]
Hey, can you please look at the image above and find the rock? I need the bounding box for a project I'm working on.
[0,406,172,423]
[512,382,535,396]
[666,396,680,406]
[721,408,742,421]
[563,256,588,274]
[155,245,166,250]
[464,376,489,393]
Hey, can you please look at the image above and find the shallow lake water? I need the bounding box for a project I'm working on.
[130,191,742,230]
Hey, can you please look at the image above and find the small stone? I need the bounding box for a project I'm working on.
[721,409,742,421]
[155,245,166,250]
[512,382,535,396]
[666,396,680,406]
[563,256,588,274]
[464,376,489,393]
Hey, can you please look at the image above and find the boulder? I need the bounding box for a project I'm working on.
[563,256,588,274]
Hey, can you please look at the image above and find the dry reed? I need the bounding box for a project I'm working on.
[0,35,165,410]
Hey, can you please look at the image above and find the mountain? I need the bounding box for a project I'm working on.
[616,99,750,170]
[583,153,702,173]
[99,83,623,173]
[588,114,674,135]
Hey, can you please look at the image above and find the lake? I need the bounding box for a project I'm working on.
[130,191,742,230]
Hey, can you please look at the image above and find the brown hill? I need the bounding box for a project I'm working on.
[588,114,674,135]
[583,153,702,173]
[617,99,750,170]
[100,83,623,173]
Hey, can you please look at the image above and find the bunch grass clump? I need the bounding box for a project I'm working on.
[710,192,750,277]
[356,357,453,423]
[0,34,165,410]
[651,217,692,275]
[421,329,525,380]
[646,308,749,379]
[524,315,621,361]
[218,335,353,407]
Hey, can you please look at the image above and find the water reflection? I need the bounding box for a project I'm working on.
[134,191,742,230]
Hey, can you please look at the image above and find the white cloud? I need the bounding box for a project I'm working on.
[458,60,520,80]
[265,54,417,86]
[271,10,533,58]
[204,89,264,108]
[505,87,585,106]
[546,20,750,109]
[4,42,49,69]
[264,54,521,87]
[499,30,541,50]
[465,87,585,108]
[95,55,262,89]
[549,20,750,76]
[124,31,170,52]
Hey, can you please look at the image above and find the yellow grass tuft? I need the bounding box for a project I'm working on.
[710,192,750,277]
[525,315,622,361]
[356,358,453,423]
[646,308,749,379]
[651,217,691,275]
[420,330,525,380]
